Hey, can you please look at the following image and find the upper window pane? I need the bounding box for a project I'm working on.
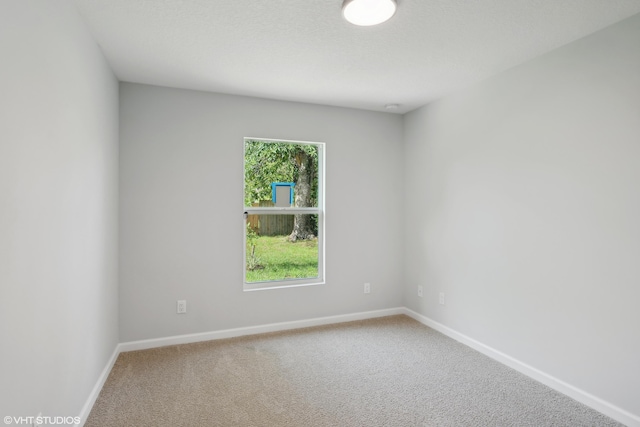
[244,140,319,209]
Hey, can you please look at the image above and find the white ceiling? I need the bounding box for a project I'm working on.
[73,0,640,114]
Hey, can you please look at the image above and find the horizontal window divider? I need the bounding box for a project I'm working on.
[244,208,321,215]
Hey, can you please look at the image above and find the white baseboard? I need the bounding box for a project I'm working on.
[119,307,405,352]
[76,344,121,427]
[402,307,640,427]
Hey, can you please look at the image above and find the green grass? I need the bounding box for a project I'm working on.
[246,235,318,283]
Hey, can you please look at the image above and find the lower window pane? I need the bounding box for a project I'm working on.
[245,214,319,283]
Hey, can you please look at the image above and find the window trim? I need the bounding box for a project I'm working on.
[243,138,325,292]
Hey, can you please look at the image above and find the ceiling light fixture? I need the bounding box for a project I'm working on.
[342,0,397,27]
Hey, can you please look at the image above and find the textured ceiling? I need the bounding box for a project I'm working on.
[73,0,640,114]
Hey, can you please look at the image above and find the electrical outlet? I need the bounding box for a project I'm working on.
[177,300,187,314]
[439,292,445,305]
[364,283,371,294]
[418,286,423,297]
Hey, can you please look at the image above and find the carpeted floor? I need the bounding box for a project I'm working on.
[86,315,622,426]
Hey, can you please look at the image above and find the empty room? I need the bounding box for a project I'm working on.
[1,0,639,426]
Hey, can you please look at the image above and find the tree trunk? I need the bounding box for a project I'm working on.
[289,150,315,242]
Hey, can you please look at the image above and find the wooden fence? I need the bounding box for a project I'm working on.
[247,201,294,236]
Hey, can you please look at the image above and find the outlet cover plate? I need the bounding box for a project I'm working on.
[177,300,187,314]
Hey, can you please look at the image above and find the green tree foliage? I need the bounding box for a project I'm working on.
[244,140,318,206]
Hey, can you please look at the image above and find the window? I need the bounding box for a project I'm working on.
[243,138,325,291]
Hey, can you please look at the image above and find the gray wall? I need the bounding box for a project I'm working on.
[403,13,640,417]
[0,0,119,419]
[119,83,404,342]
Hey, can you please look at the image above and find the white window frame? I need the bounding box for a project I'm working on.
[243,137,325,291]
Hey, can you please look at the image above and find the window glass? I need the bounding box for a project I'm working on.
[245,214,319,283]
[243,139,324,291]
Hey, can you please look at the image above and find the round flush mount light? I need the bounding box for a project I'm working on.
[342,0,397,26]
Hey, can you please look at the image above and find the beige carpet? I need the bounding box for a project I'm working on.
[86,315,621,426]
